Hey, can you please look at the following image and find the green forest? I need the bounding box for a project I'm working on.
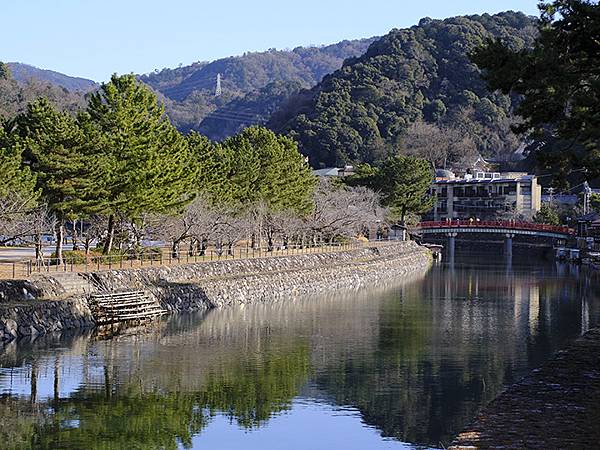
[140,39,378,137]
[270,12,538,168]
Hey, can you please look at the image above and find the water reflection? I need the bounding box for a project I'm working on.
[1,256,599,449]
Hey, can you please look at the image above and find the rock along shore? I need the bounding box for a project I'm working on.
[0,241,431,343]
[449,327,600,450]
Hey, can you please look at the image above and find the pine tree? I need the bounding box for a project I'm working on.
[87,74,198,253]
[0,126,36,199]
[375,155,434,225]
[472,0,600,178]
[346,156,434,225]
[12,99,99,263]
[221,126,315,213]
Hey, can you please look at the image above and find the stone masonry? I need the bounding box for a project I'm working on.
[0,242,431,343]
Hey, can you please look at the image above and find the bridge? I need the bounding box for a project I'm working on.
[414,221,575,258]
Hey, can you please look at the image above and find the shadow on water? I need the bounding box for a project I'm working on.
[0,253,599,449]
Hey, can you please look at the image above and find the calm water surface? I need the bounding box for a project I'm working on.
[1,255,600,449]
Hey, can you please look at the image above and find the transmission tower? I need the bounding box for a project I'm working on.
[215,73,222,97]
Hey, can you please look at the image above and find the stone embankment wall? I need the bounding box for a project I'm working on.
[0,242,431,342]
[449,328,600,450]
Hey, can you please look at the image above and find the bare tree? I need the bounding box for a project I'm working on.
[0,191,39,245]
[307,179,383,242]
[403,121,478,170]
[80,216,109,255]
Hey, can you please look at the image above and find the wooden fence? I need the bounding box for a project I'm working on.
[0,240,376,280]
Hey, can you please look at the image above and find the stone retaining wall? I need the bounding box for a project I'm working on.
[0,242,431,343]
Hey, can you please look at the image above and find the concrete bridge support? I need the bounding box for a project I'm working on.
[447,232,458,263]
[504,233,515,260]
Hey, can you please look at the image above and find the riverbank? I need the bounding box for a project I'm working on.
[0,241,431,342]
[449,327,600,450]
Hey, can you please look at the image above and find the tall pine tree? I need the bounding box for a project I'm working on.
[11,99,100,263]
[87,74,197,253]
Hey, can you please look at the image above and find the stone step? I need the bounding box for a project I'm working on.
[89,290,166,325]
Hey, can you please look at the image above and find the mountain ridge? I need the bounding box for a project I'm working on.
[7,62,97,92]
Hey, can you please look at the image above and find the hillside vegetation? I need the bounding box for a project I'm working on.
[141,39,378,137]
[0,62,86,119]
[269,12,538,168]
[7,62,97,92]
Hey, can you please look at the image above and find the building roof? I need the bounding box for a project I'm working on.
[577,212,600,222]
[434,175,536,185]
[313,167,340,177]
[435,169,455,179]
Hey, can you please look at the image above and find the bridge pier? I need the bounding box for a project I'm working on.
[504,233,515,260]
[447,232,457,262]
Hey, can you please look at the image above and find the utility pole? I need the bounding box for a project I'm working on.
[583,181,592,215]
[215,73,222,97]
[547,187,555,205]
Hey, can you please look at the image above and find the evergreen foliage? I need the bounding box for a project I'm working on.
[219,127,315,214]
[270,12,538,167]
[13,99,96,216]
[9,99,101,261]
[87,75,197,216]
[533,204,561,225]
[347,155,434,224]
[0,127,36,199]
[140,39,377,139]
[472,0,600,179]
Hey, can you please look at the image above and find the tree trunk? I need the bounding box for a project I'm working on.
[103,214,115,255]
[72,219,79,251]
[35,234,44,265]
[267,230,274,252]
[55,221,64,265]
[171,240,180,259]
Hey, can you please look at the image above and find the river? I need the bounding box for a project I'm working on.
[1,254,599,449]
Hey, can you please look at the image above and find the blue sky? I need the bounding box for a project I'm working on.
[1,0,540,82]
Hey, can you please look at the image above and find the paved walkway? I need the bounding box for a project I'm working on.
[450,328,600,449]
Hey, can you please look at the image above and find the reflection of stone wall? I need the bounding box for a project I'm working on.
[0,242,431,342]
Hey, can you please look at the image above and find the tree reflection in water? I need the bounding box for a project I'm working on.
[0,257,598,449]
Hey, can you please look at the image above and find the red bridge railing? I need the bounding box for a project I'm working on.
[417,221,575,235]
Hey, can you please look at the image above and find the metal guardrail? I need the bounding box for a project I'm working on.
[416,221,575,236]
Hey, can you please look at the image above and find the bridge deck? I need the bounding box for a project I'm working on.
[416,221,574,239]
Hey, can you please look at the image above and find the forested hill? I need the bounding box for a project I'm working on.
[7,62,97,92]
[142,39,379,101]
[269,11,538,168]
[141,38,378,136]
[0,62,86,118]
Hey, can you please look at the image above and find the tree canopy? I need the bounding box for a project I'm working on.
[472,0,600,178]
[270,12,538,168]
[347,155,434,225]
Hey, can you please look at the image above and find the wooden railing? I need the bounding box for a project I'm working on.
[1,239,400,280]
